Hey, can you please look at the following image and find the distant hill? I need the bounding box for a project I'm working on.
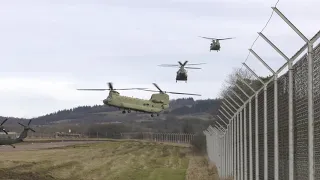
[0,98,221,135]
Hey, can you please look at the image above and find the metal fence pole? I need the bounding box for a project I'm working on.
[272,7,320,180]
[236,74,257,180]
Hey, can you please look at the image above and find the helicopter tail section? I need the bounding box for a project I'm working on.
[17,120,35,141]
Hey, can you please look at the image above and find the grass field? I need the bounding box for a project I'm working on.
[0,140,219,180]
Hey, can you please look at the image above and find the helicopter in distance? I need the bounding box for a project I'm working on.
[199,36,235,52]
[0,119,36,148]
[158,61,206,83]
[77,82,201,117]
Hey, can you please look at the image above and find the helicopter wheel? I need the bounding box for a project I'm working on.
[122,110,126,114]
[157,114,159,116]
[128,109,131,113]
[151,114,154,117]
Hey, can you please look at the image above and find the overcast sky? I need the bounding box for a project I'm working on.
[0,0,319,118]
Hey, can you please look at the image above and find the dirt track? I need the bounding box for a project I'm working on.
[0,140,100,152]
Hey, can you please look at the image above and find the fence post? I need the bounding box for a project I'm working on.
[272,7,320,180]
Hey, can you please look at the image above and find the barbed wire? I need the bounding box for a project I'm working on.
[239,0,280,71]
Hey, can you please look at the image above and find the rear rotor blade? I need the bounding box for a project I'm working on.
[165,91,202,96]
[28,120,32,126]
[140,89,160,93]
[178,61,183,66]
[199,36,216,40]
[1,118,7,125]
[185,67,201,69]
[30,128,36,132]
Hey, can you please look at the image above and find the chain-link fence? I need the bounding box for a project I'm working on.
[204,7,320,180]
[25,131,195,144]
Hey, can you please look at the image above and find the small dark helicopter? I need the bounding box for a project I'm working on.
[0,118,35,148]
[199,36,235,51]
[158,61,205,82]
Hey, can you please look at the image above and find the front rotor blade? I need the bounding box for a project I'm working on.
[166,91,202,96]
[113,88,147,90]
[108,82,113,90]
[1,118,7,125]
[182,61,188,66]
[217,37,235,40]
[28,120,32,126]
[77,89,109,91]
[199,36,216,40]
[2,129,8,134]
[185,67,201,69]
[152,83,163,92]
[178,61,183,66]
[30,128,36,132]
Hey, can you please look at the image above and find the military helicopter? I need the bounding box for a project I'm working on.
[158,61,206,82]
[0,119,35,148]
[199,36,235,51]
[77,82,201,117]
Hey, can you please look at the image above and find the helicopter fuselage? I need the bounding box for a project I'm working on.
[210,40,220,51]
[0,129,30,148]
[102,91,170,116]
[176,68,188,82]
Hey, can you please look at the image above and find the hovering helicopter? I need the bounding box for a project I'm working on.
[158,61,206,83]
[0,119,35,148]
[199,36,235,52]
[77,82,201,117]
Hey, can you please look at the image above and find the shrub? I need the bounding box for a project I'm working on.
[190,133,207,154]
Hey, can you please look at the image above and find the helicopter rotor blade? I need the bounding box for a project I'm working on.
[199,36,216,40]
[108,82,114,90]
[28,120,32,126]
[216,37,235,40]
[185,67,201,69]
[1,118,8,126]
[186,63,206,66]
[30,128,36,132]
[182,61,188,66]
[77,89,109,91]
[158,64,179,67]
[140,89,160,93]
[152,83,163,93]
[165,91,202,96]
[2,129,8,135]
[18,122,27,128]
[178,61,183,66]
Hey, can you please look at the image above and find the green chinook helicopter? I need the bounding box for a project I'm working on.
[199,36,235,52]
[0,119,35,148]
[77,82,201,117]
[158,61,206,83]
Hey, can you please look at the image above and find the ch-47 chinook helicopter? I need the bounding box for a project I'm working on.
[77,82,201,117]
[158,61,206,82]
[199,36,235,52]
[0,118,35,148]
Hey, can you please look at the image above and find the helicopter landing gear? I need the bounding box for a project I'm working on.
[157,114,159,116]
[151,114,154,117]
[128,109,131,113]
[10,144,15,148]
[122,110,126,114]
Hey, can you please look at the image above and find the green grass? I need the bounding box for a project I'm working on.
[0,140,219,180]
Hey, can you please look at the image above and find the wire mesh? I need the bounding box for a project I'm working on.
[204,37,320,180]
